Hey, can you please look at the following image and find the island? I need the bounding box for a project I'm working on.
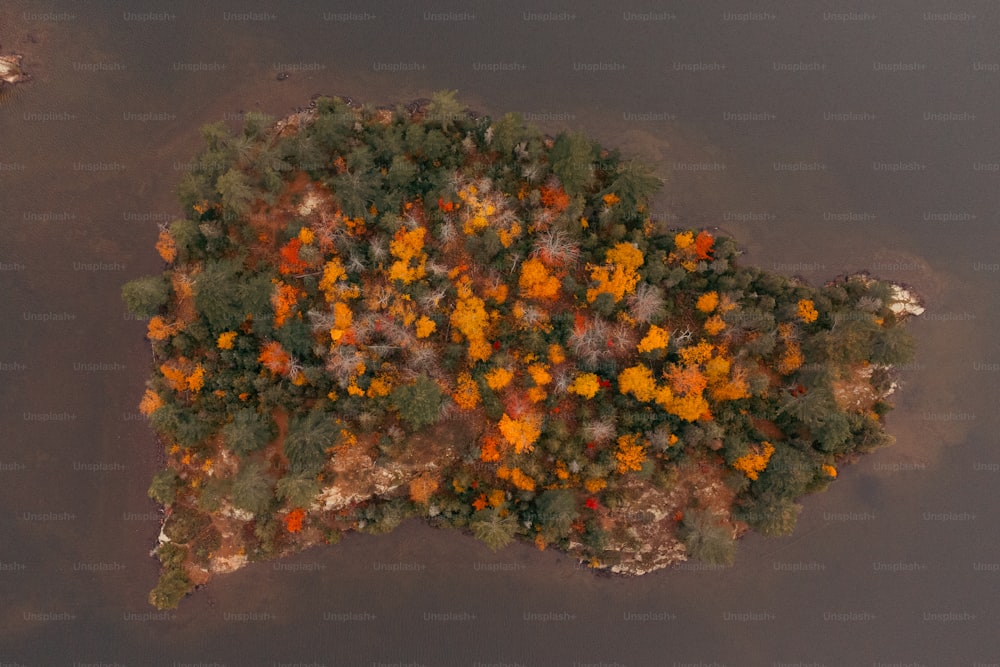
[122,92,920,609]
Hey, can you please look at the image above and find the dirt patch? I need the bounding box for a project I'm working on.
[572,455,738,575]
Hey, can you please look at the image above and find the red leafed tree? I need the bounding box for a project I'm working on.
[278,238,310,275]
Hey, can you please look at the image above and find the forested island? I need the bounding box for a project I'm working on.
[123,92,920,609]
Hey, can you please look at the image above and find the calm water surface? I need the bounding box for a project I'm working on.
[1,1,997,665]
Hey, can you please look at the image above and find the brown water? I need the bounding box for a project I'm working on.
[2,1,997,665]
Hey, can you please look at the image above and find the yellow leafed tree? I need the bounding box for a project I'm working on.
[586,242,644,303]
[388,227,427,284]
[637,324,670,353]
[618,364,657,402]
[568,373,600,399]
[318,257,347,301]
[696,291,719,313]
[450,278,492,361]
[732,441,776,480]
[485,367,513,391]
[615,434,646,473]
[797,299,819,323]
[453,372,481,410]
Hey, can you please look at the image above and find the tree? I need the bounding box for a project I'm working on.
[498,413,542,454]
[637,324,669,353]
[230,461,274,516]
[869,324,915,366]
[679,509,735,566]
[276,473,321,509]
[600,160,661,219]
[470,508,519,551]
[408,472,439,504]
[587,242,644,303]
[149,564,191,610]
[148,468,179,505]
[194,258,263,331]
[122,275,171,317]
[614,433,646,474]
[550,131,596,196]
[284,508,306,533]
[518,257,561,300]
[618,364,657,402]
[391,374,445,431]
[216,168,255,218]
[569,372,601,399]
[534,488,577,541]
[285,409,338,475]
[731,441,775,480]
[425,89,466,132]
[222,409,276,456]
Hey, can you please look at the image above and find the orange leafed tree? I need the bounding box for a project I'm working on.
[147,315,179,341]
[498,413,542,454]
[518,257,561,300]
[159,358,192,392]
[704,315,726,336]
[485,367,513,391]
[498,466,536,492]
[409,473,439,504]
[329,301,353,343]
[415,315,436,338]
[318,257,347,301]
[259,340,292,375]
[155,229,177,263]
[777,340,804,375]
[285,508,306,533]
[139,389,164,416]
[666,364,708,396]
[539,184,570,213]
[272,281,304,327]
[479,435,504,462]
[693,230,714,260]
[453,371,481,410]
[217,331,238,350]
[186,364,205,393]
[678,341,714,366]
[665,392,710,422]
[696,291,719,313]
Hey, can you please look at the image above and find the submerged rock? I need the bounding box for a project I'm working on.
[0,52,30,86]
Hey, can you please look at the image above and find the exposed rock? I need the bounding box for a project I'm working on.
[0,53,30,86]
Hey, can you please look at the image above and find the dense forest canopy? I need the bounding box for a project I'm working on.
[124,91,916,609]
